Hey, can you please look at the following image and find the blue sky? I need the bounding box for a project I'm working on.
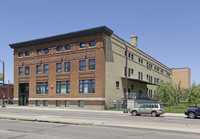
[0,0,199,84]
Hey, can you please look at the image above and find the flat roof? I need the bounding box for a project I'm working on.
[9,26,113,48]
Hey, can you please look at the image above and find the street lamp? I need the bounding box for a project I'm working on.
[0,60,5,108]
[123,42,128,113]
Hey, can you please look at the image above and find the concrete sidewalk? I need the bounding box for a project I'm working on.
[0,113,199,135]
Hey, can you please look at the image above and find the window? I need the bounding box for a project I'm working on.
[124,51,127,56]
[19,52,23,57]
[80,43,86,48]
[65,100,70,107]
[65,62,70,72]
[128,68,131,77]
[36,65,41,74]
[131,54,134,60]
[25,67,29,75]
[36,82,48,94]
[56,100,61,107]
[79,80,95,94]
[128,53,131,58]
[36,100,40,106]
[138,72,143,80]
[124,67,127,76]
[43,100,48,107]
[43,64,49,74]
[89,41,95,47]
[79,60,85,71]
[116,81,119,88]
[57,46,62,51]
[25,51,30,56]
[131,69,134,75]
[37,50,41,55]
[65,45,70,50]
[56,81,70,94]
[19,67,23,76]
[89,59,95,70]
[131,85,134,90]
[44,48,49,54]
[78,100,84,107]
[56,63,62,73]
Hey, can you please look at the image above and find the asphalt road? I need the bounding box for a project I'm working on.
[0,119,199,139]
[0,107,200,126]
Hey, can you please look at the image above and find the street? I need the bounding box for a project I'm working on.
[0,119,199,139]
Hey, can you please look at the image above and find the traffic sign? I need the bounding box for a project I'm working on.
[0,73,3,81]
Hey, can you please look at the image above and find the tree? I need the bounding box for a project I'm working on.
[185,82,200,106]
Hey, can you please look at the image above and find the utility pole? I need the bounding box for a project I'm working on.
[0,60,5,107]
[123,43,128,113]
[8,80,10,104]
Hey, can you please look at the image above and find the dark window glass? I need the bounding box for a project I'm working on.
[128,53,131,58]
[25,51,30,56]
[43,100,48,106]
[36,100,40,106]
[57,46,62,51]
[36,65,41,74]
[56,63,62,73]
[56,81,70,94]
[56,100,61,107]
[124,67,127,76]
[25,67,29,75]
[78,100,84,107]
[125,51,127,56]
[116,81,119,88]
[65,45,71,50]
[89,59,95,70]
[43,64,49,74]
[65,100,70,107]
[65,62,70,72]
[128,68,130,77]
[44,48,49,54]
[80,43,86,48]
[79,80,95,94]
[36,82,48,94]
[131,69,134,74]
[131,54,134,60]
[19,67,23,76]
[19,52,23,57]
[79,60,85,71]
[37,50,41,55]
[89,41,95,47]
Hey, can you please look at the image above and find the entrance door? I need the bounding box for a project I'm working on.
[19,83,29,106]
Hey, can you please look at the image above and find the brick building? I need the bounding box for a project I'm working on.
[0,84,14,101]
[9,26,190,110]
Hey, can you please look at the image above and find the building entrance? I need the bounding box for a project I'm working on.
[19,83,29,106]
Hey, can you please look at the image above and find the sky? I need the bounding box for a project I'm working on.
[0,0,199,85]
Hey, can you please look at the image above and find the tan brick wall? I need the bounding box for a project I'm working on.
[172,68,191,89]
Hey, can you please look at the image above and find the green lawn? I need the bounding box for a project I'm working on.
[163,103,200,113]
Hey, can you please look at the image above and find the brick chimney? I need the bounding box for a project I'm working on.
[131,35,138,48]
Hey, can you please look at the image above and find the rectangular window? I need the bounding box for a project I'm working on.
[89,41,95,47]
[131,54,134,60]
[25,67,29,75]
[65,100,70,107]
[65,62,70,72]
[36,100,40,106]
[36,82,48,94]
[56,63,62,73]
[138,72,140,80]
[128,68,131,77]
[19,52,23,57]
[79,80,95,94]
[124,67,127,76]
[56,100,61,107]
[89,59,95,70]
[78,100,84,107]
[36,65,41,74]
[80,43,86,48]
[116,81,119,88]
[79,60,85,71]
[44,48,49,54]
[57,46,62,51]
[25,51,30,56]
[37,50,41,55]
[43,64,49,74]
[56,81,70,94]
[65,45,70,50]
[128,53,131,58]
[43,100,48,107]
[141,72,143,80]
[131,69,134,75]
[19,67,23,76]
[124,51,127,56]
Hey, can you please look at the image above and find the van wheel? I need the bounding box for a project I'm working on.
[188,112,196,119]
[151,111,157,117]
[132,110,138,116]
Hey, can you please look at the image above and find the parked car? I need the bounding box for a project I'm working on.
[130,103,165,117]
[185,106,200,119]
